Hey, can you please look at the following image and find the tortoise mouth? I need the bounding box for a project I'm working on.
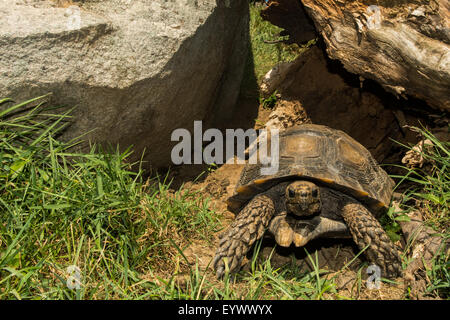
[286,201,321,217]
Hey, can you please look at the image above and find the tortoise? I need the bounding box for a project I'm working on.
[213,124,402,279]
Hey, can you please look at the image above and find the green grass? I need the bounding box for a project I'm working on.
[424,238,450,298]
[391,127,449,231]
[387,126,449,233]
[260,90,279,109]
[240,2,310,99]
[249,3,301,81]
[0,96,220,299]
[387,126,450,298]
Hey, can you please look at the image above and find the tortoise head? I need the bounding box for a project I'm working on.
[285,181,321,216]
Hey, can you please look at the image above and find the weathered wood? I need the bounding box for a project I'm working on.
[264,0,450,111]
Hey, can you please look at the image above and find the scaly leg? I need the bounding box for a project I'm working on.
[342,202,403,278]
[213,194,275,278]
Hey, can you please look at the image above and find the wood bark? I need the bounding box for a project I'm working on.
[264,0,450,111]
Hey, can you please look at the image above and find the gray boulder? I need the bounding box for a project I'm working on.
[0,0,249,168]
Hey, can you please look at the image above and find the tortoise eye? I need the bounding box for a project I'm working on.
[312,189,318,197]
[288,189,295,198]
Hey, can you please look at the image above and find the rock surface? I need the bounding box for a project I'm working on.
[0,0,249,168]
[264,0,450,111]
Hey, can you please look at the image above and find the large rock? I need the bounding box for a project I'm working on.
[263,0,450,111]
[0,0,249,168]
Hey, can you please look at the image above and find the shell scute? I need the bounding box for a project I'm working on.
[229,124,394,214]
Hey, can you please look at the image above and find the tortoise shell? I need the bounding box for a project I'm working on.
[227,124,395,216]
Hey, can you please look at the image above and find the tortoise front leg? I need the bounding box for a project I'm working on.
[268,213,295,247]
[269,214,349,247]
[268,213,313,247]
[213,194,275,278]
[341,202,403,278]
